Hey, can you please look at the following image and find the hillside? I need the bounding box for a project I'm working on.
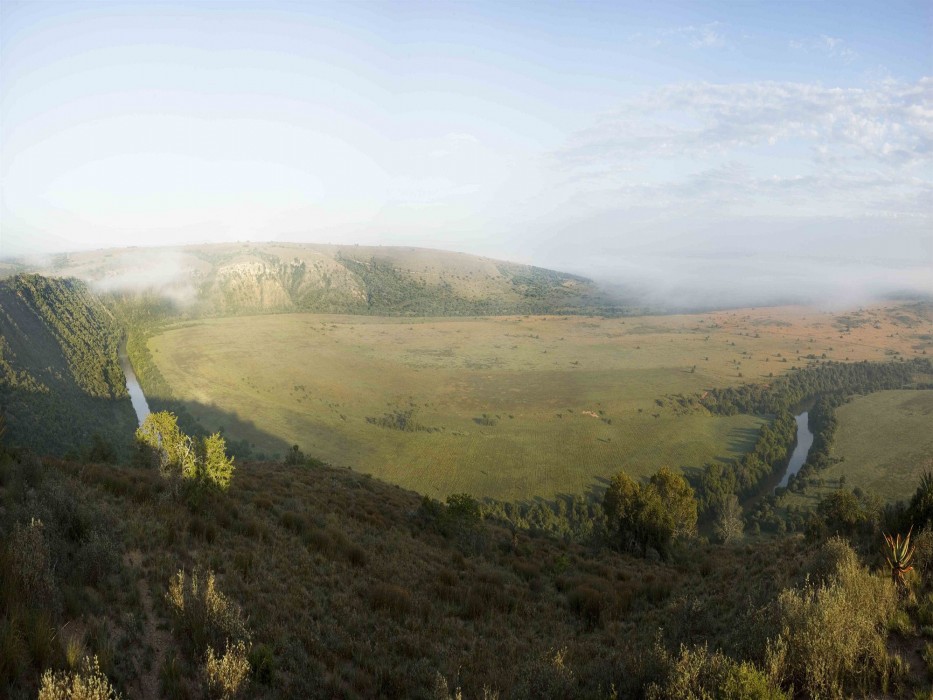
[0,275,137,457]
[18,243,616,317]
[5,440,933,699]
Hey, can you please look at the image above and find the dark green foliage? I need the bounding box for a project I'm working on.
[0,275,137,458]
[284,444,305,465]
[84,434,118,465]
[603,467,698,556]
[909,471,933,530]
[701,358,931,417]
[365,409,436,432]
[695,360,931,515]
[482,494,607,542]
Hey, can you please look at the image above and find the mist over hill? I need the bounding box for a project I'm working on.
[4,243,620,317]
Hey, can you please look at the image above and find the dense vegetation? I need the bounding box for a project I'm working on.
[0,275,136,458]
[693,358,933,518]
[700,358,932,416]
[5,420,933,698]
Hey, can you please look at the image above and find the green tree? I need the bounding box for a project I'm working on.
[603,467,698,556]
[136,411,234,491]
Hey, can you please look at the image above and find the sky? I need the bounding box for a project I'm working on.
[2,0,931,305]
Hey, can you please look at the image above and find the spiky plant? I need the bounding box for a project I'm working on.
[883,527,915,591]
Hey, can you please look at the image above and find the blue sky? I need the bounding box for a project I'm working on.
[1,1,930,302]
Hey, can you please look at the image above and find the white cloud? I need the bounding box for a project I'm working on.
[558,78,933,169]
[790,35,858,63]
[631,22,729,50]
[518,76,933,299]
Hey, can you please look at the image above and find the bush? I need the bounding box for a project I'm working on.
[248,643,275,685]
[369,583,412,618]
[767,541,897,698]
[166,568,250,654]
[38,655,122,700]
[8,518,60,615]
[647,643,786,700]
[203,639,250,700]
[136,412,235,491]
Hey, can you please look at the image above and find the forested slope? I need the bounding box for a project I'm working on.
[0,275,136,457]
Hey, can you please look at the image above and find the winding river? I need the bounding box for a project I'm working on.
[119,347,151,426]
[776,411,814,490]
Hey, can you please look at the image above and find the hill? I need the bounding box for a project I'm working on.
[0,274,137,458]
[6,437,933,699]
[18,243,617,317]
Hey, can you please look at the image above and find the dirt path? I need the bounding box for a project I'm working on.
[124,550,173,700]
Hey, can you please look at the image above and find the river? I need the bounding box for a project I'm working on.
[776,411,814,490]
[119,347,151,426]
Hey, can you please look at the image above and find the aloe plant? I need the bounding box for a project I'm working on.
[883,527,916,590]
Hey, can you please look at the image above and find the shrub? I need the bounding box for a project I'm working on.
[369,583,412,618]
[166,568,250,654]
[38,655,122,700]
[647,643,786,700]
[567,585,605,628]
[603,467,697,556]
[203,639,250,700]
[714,495,744,544]
[284,444,306,465]
[248,643,275,685]
[805,536,858,585]
[512,647,576,699]
[136,412,235,491]
[767,542,897,698]
[8,518,60,615]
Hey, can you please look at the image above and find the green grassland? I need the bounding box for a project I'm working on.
[144,302,931,501]
[783,390,933,507]
[144,312,756,500]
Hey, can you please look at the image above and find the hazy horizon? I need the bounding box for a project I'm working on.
[2,0,931,306]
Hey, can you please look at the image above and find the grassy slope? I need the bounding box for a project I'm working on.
[784,389,933,506]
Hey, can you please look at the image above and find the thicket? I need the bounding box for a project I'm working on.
[693,358,931,518]
[0,275,137,458]
[701,358,932,416]
[695,410,796,516]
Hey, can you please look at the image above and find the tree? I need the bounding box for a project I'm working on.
[650,466,698,541]
[135,411,234,491]
[603,467,698,556]
[714,495,745,544]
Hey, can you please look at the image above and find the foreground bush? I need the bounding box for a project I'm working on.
[38,655,121,700]
[166,568,250,654]
[647,643,786,700]
[203,639,251,700]
[767,539,898,698]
